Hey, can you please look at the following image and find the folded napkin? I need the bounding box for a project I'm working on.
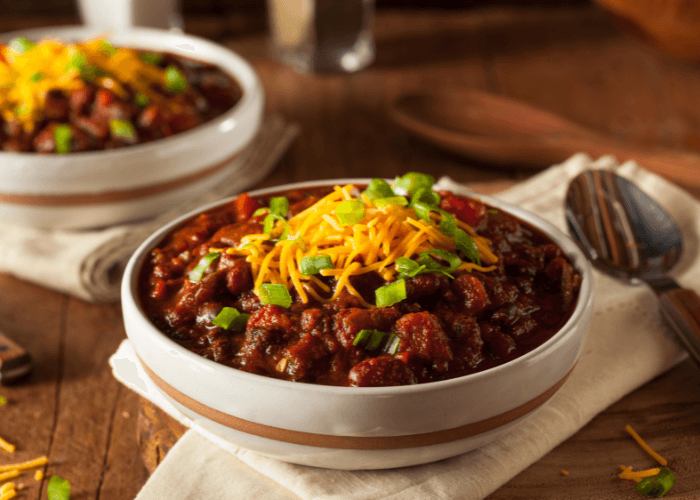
[0,114,299,303]
[111,153,692,500]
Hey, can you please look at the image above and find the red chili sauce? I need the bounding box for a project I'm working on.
[139,187,582,387]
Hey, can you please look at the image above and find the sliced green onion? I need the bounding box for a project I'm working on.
[488,209,499,214]
[373,196,408,207]
[411,201,434,224]
[394,257,426,279]
[164,65,188,93]
[454,228,481,265]
[135,92,150,106]
[393,172,435,197]
[80,64,108,82]
[100,40,117,56]
[109,119,137,139]
[438,210,457,237]
[335,199,365,226]
[10,37,35,54]
[375,280,406,308]
[65,50,88,71]
[212,307,250,330]
[259,283,292,308]
[140,52,163,65]
[29,71,44,82]
[410,187,441,207]
[352,329,401,355]
[47,475,71,500]
[287,236,307,251]
[188,252,220,282]
[14,102,29,117]
[418,249,462,272]
[363,178,394,199]
[635,468,675,498]
[53,125,72,154]
[252,207,269,217]
[0,395,6,405]
[269,196,289,217]
[299,255,333,275]
[263,214,289,240]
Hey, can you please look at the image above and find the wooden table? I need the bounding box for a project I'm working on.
[2,5,700,499]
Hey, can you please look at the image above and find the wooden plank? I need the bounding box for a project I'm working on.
[0,274,65,497]
[39,299,133,499]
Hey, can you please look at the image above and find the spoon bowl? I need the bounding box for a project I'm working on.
[389,88,700,188]
[565,169,700,365]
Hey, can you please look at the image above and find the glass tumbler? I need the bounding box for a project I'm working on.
[267,0,375,73]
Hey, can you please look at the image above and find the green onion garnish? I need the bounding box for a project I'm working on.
[373,196,408,207]
[140,52,163,65]
[14,102,29,117]
[109,119,137,139]
[54,125,72,154]
[299,255,333,275]
[635,468,675,498]
[269,196,289,217]
[417,249,461,273]
[352,329,400,355]
[29,71,44,82]
[410,187,441,207]
[79,65,108,82]
[335,199,365,226]
[454,228,481,265]
[363,178,394,199]
[100,40,117,56]
[135,93,149,106]
[65,50,88,72]
[212,307,250,330]
[47,475,71,500]
[10,37,36,54]
[393,172,435,197]
[252,207,269,217]
[164,65,188,93]
[488,209,499,214]
[263,214,289,240]
[188,252,220,282]
[395,257,427,279]
[375,279,407,308]
[259,283,292,308]
[0,395,6,405]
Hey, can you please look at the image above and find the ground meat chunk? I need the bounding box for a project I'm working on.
[391,312,453,365]
[348,355,415,387]
[225,259,253,296]
[333,307,402,348]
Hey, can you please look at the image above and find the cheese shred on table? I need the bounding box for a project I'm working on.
[624,424,668,466]
[0,455,48,473]
[0,437,14,454]
[213,185,498,306]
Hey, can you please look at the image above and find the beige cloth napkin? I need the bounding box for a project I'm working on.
[0,114,299,303]
[111,153,691,500]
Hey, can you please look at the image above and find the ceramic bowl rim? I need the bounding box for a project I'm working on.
[123,177,594,396]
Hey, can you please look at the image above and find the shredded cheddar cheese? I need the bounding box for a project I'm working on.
[625,424,667,466]
[212,185,498,306]
[0,455,48,473]
[619,465,661,482]
[0,437,14,454]
[0,38,167,131]
[33,470,43,481]
[0,471,19,483]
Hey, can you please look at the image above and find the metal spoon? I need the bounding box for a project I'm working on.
[565,169,700,365]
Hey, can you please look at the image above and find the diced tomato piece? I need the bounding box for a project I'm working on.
[96,89,114,107]
[234,193,263,222]
[440,196,487,226]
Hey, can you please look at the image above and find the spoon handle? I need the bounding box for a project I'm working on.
[658,288,700,366]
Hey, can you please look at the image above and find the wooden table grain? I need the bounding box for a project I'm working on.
[2,5,700,499]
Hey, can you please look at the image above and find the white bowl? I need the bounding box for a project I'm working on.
[0,25,264,229]
[121,179,594,470]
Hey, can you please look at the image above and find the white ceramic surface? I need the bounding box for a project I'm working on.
[121,179,594,469]
[0,25,264,229]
